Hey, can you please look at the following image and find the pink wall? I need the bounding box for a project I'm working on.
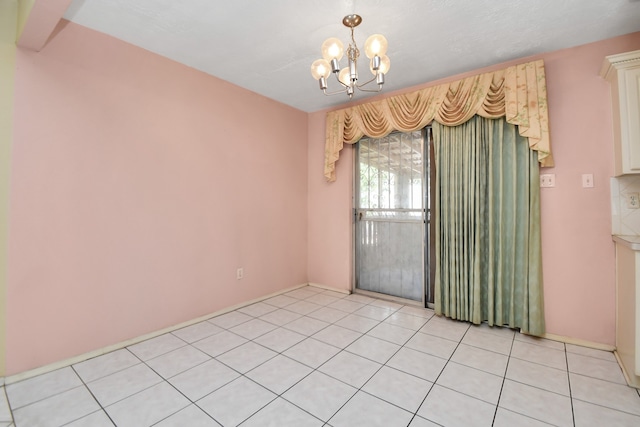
[308,32,640,346]
[306,118,353,289]
[7,18,640,376]
[7,21,308,375]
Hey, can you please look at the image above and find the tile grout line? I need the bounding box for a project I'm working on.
[136,345,225,427]
[431,327,577,426]
[189,289,364,425]
[4,375,92,416]
[342,307,430,408]
[416,324,574,425]
[495,338,576,426]
[104,345,196,422]
[497,337,639,402]
[229,290,381,425]
[404,314,470,426]
[569,396,640,419]
[68,350,144,386]
[234,293,427,425]
[287,298,405,420]
[238,369,321,426]
[73,340,206,426]
[1,387,13,427]
[67,365,117,427]
[260,294,522,426]
[565,342,576,427]
[489,328,516,427]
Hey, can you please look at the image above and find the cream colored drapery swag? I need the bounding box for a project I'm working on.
[324,59,553,181]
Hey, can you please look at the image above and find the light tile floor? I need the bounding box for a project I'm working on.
[3,285,640,426]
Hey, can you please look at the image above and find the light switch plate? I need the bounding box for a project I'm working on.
[582,174,594,188]
[540,174,555,187]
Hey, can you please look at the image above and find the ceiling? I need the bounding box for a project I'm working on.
[62,0,640,113]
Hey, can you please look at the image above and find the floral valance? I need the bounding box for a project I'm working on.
[324,59,553,181]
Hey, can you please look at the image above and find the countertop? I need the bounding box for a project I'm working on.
[613,235,640,250]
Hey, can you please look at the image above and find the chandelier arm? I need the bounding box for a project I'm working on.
[332,73,350,88]
[322,86,350,96]
[356,86,384,93]
[355,75,380,89]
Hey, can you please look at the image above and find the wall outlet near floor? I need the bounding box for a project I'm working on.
[540,174,555,188]
[626,193,640,209]
[236,267,244,280]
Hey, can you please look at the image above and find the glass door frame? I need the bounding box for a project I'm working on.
[351,128,432,307]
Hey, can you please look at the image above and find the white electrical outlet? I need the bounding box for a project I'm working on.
[540,174,555,188]
[236,268,244,280]
[626,193,640,209]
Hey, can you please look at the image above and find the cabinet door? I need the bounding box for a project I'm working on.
[602,50,640,176]
[625,68,640,172]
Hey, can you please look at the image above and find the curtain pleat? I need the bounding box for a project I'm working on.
[324,60,552,182]
[434,116,544,335]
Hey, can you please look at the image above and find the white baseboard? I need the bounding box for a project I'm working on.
[309,284,617,353]
[614,351,640,389]
[4,282,310,385]
[307,282,350,295]
[532,332,616,352]
[4,283,618,386]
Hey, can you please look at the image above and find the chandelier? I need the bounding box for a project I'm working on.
[310,14,390,99]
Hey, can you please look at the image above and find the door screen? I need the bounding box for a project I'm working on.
[355,130,426,302]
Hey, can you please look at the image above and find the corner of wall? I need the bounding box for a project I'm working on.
[0,0,19,377]
[16,0,35,41]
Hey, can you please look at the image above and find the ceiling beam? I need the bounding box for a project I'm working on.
[16,0,73,51]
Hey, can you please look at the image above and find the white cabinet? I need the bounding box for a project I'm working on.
[613,235,640,388]
[601,50,640,176]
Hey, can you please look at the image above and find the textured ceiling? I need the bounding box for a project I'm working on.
[62,0,640,113]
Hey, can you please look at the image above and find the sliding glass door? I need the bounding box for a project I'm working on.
[354,130,430,303]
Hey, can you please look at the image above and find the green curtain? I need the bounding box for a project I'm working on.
[433,115,544,336]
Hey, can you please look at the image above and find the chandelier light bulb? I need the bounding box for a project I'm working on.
[371,55,391,75]
[310,59,331,80]
[321,38,344,61]
[364,34,388,59]
[338,67,351,86]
